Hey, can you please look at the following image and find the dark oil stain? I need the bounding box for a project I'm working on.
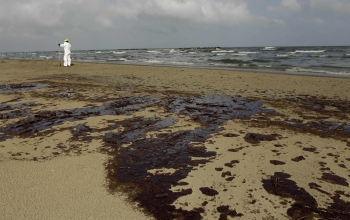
[199,187,218,196]
[244,133,281,144]
[222,133,240,137]
[0,96,157,139]
[2,88,349,219]
[263,172,350,219]
[224,163,233,168]
[338,164,347,168]
[319,162,327,167]
[217,205,243,219]
[302,147,317,152]
[308,182,331,195]
[0,83,49,94]
[0,101,38,119]
[102,94,274,219]
[320,173,349,186]
[224,160,239,168]
[291,156,305,162]
[262,172,318,219]
[221,171,231,178]
[254,97,350,140]
[228,147,245,152]
[270,160,286,165]
[225,177,235,181]
[164,94,276,126]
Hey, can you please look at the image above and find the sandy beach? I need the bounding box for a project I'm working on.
[0,60,349,219]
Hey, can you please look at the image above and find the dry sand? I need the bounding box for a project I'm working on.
[0,60,349,219]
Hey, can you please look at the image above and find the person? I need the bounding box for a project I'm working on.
[58,39,71,67]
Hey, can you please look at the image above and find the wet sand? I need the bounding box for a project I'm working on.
[0,60,349,219]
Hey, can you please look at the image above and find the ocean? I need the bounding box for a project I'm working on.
[1,46,350,77]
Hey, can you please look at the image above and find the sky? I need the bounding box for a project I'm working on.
[0,0,350,52]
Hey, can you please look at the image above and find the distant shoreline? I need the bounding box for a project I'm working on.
[1,45,349,78]
[2,59,350,79]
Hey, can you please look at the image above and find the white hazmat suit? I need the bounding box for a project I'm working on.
[59,40,71,67]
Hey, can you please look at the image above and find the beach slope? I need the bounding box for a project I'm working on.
[0,60,349,219]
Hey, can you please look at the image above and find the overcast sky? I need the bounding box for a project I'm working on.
[0,0,349,52]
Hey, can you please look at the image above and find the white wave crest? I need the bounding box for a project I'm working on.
[231,54,248,56]
[295,50,325,53]
[148,50,161,53]
[277,52,296,57]
[119,58,130,61]
[238,52,258,54]
[211,50,235,53]
[287,67,349,76]
[168,61,194,65]
[261,47,276,51]
[39,56,52,59]
[145,60,164,63]
[113,51,127,54]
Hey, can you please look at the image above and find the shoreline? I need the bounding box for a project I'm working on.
[1,60,349,219]
[3,58,350,79]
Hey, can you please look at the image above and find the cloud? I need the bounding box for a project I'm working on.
[312,18,327,25]
[310,0,350,15]
[0,0,274,40]
[267,0,302,15]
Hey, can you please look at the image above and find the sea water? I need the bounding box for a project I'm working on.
[1,46,350,77]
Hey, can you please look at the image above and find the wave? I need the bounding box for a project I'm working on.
[238,52,258,54]
[252,59,270,63]
[119,58,131,61]
[211,50,235,53]
[260,47,276,51]
[113,51,127,54]
[189,52,197,54]
[286,67,349,76]
[277,54,289,57]
[145,59,164,63]
[277,52,296,57]
[311,55,330,58]
[231,54,248,56]
[148,50,161,53]
[218,59,252,65]
[295,50,325,53]
[168,61,194,65]
[39,56,52,59]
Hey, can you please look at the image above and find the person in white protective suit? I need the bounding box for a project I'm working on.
[58,39,71,66]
